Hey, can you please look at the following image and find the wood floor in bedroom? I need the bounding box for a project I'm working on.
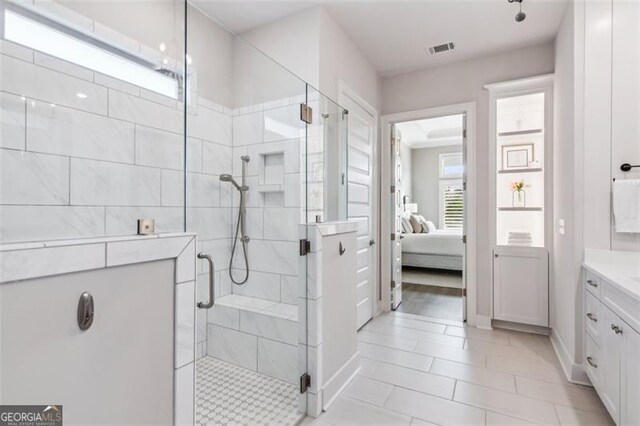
[396,284,463,320]
[302,311,613,426]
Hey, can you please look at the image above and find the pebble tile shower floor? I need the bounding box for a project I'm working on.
[196,356,300,425]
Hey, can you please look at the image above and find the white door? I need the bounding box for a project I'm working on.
[493,247,548,326]
[391,126,403,310]
[342,93,377,330]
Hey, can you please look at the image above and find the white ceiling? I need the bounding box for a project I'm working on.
[191,0,568,77]
[323,0,568,76]
[396,114,464,149]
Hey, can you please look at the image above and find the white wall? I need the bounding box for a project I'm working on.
[318,8,380,110]
[240,8,321,94]
[383,43,555,317]
[411,146,462,228]
[241,7,381,111]
[551,0,585,380]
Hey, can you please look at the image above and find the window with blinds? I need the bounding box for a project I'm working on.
[441,181,464,230]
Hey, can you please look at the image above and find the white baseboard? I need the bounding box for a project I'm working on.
[322,351,360,411]
[550,329,591,386]
[476,315,492,330]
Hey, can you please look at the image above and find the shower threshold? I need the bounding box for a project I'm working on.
[196,356,302,425]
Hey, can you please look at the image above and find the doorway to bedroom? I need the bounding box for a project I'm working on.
[392,113,467,321]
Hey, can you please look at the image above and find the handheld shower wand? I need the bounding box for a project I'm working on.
[219,155,251,285]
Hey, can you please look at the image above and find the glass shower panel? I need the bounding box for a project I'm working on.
[305,87,348,223]
[185,8,309,424]
[0,0,186,244]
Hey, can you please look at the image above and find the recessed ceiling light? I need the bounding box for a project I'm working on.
[159,42,166,52]
[76,93,87,99]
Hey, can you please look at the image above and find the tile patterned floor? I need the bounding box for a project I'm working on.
[303,311,614,426]
[196,356,302,425]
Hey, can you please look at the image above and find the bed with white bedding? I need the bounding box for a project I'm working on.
[401,230,464,271]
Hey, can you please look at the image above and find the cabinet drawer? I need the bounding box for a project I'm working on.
[584,332,601,390]
[584,270,601,298]
[585,291,601,344]
[602,280,640,335]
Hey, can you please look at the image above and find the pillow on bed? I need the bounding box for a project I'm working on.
[401,211,413,233]
[401,217,413,233]
[417,215,430,233]
[409,214,423,233]
[425,220,437,233]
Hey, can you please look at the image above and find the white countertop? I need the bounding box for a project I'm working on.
[583,249,640,302]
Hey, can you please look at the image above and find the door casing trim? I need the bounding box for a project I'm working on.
[380,102,477,326]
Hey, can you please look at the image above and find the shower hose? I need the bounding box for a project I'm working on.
[228,192,249,285]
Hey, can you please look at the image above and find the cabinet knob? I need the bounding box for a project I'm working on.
[611,324,623,335]
[586,279,598,288]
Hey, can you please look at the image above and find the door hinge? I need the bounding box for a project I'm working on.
[300,373,311,393]
[391,233,396,241]
[299,239,311,256]
[300,103,313,124]
[463,182,467,190]
[462,235,467,244]
[391,280,396,289]
[391,185,396,193]
[463,129,467,138]
[462,288,467,297]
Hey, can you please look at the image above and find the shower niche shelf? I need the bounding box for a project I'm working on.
[257,184,284,193]
[259,152,285,186]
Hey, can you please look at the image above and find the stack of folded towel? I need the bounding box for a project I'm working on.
[507,231,533,246]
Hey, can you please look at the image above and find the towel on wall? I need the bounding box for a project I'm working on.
[613,179,640,233]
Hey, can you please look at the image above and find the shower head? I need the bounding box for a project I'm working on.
[219,174,248,192]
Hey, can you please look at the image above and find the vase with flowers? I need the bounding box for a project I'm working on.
[510,179,529,208]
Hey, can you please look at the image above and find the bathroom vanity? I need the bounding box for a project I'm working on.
[582,250,640,426]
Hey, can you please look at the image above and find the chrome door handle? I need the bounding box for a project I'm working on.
[586,279,598,288]
[77,292,95,331]
[339,242,346,256]
[197,253,215,309]
[586,356,598,368]
[586,313,598,322]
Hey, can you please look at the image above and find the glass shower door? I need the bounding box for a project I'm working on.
[185,9,311,424]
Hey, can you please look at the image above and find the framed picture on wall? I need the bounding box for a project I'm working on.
[502,143,534,170]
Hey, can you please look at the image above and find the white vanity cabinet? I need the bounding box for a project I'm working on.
[583,267,640,426]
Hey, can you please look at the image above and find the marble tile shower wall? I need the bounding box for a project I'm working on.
[228,101,307,303]
[0,26,235,238]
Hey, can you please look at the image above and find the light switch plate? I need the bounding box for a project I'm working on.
[557,219,565,235]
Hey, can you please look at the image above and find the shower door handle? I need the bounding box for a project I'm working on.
[197,253,215,309]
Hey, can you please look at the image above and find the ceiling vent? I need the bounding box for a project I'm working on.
[427,42,455,55]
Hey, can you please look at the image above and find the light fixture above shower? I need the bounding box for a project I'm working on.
[508,0,526,23]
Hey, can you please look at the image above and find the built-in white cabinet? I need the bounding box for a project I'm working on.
[583,268,640,426]
[486,75,552,327]
[493,248,549,326]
